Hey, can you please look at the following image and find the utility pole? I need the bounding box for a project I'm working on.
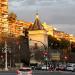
[4,41,8,71]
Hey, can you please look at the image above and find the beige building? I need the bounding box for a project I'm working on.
[29,13,48,50]
[28,13,48,63]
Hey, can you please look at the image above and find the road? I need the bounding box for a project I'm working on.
[0,71,16,75]
[33,70,75,75]
[0,71,75,75]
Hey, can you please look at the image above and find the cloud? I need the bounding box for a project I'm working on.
[8,0,75,12]
[8,0,75,35]
[9,0,25,7]
[52,24,75,35]
[8,0,75,24]
[9,0,75,7]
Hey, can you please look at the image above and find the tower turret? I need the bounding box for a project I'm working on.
[29,12,44,30]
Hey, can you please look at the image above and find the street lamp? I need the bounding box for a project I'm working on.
[30,39,48,70]
[4,41,8,71]
[8,50,11,68]
[30,39,47,51]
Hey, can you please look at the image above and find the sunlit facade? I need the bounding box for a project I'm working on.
[0,0,8,33]
[42,22,54,36]
[69,34,75,42]
[53,30,65,40]
[9,20,32,37]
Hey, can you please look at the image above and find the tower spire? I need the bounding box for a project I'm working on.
[29,9,44,30]
[35,9,39,19]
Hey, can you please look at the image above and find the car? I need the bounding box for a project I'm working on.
[41,65,49,70]
[16,67,32,75]
[56,64,65,71]
[66,63,75,72]
[48,65,54,71]
[35,66,42,70]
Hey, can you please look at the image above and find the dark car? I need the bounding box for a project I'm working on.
[56,64,66,71]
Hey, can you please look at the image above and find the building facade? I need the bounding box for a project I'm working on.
[0,0,9,33]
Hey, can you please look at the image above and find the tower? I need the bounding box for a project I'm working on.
[29,12,48,50]
[0,0,8,33]
[29,12,48,64]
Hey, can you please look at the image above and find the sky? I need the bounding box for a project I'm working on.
[8,0,75,35]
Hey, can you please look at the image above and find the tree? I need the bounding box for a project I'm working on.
[8,12,17,23]
[18,28,30,66]
[60,38,70,61]
[48,35,60,49]
[60,38,70,49]
[35,50,43,62]
[71,42,75,52]
[0,33,17,67]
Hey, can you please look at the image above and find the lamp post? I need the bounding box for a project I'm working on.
[9,50,11,68]
[4,41,8,71]
[30,39,47,51]
[30,39,48,70]
[18,44,21,67]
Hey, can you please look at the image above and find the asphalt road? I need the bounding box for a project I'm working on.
[0,72,16,75]
[33,71,75,75]
[0,71,75,75]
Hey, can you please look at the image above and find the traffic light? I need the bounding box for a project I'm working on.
[64,56,68,60]
[44,52,48,56]
[43,51,48,56]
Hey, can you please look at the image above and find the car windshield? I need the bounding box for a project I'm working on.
[19,69,31,71]
[67,65,72,67]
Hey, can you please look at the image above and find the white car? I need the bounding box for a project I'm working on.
[41,65,49,70]
[16,67,32,75]
[66,63,75,72]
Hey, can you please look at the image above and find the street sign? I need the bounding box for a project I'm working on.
[51,52,60,61]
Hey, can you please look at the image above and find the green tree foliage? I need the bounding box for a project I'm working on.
[71,42,75,52]
[48,35,60,49]
[35,50,43,62]
[8,12,17,23]
[48,35,70,50]
[19,35,30,66]
[0,34,17,67]
[60,38,70,49]
[18,28,30,66]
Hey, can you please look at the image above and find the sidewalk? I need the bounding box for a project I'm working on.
[0,68,17,72]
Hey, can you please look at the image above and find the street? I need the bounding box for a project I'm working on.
[0,71,75,75]
[33,71,75,75]
[0,72,16,75]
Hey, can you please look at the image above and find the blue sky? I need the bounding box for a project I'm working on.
[8,0,75,35]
